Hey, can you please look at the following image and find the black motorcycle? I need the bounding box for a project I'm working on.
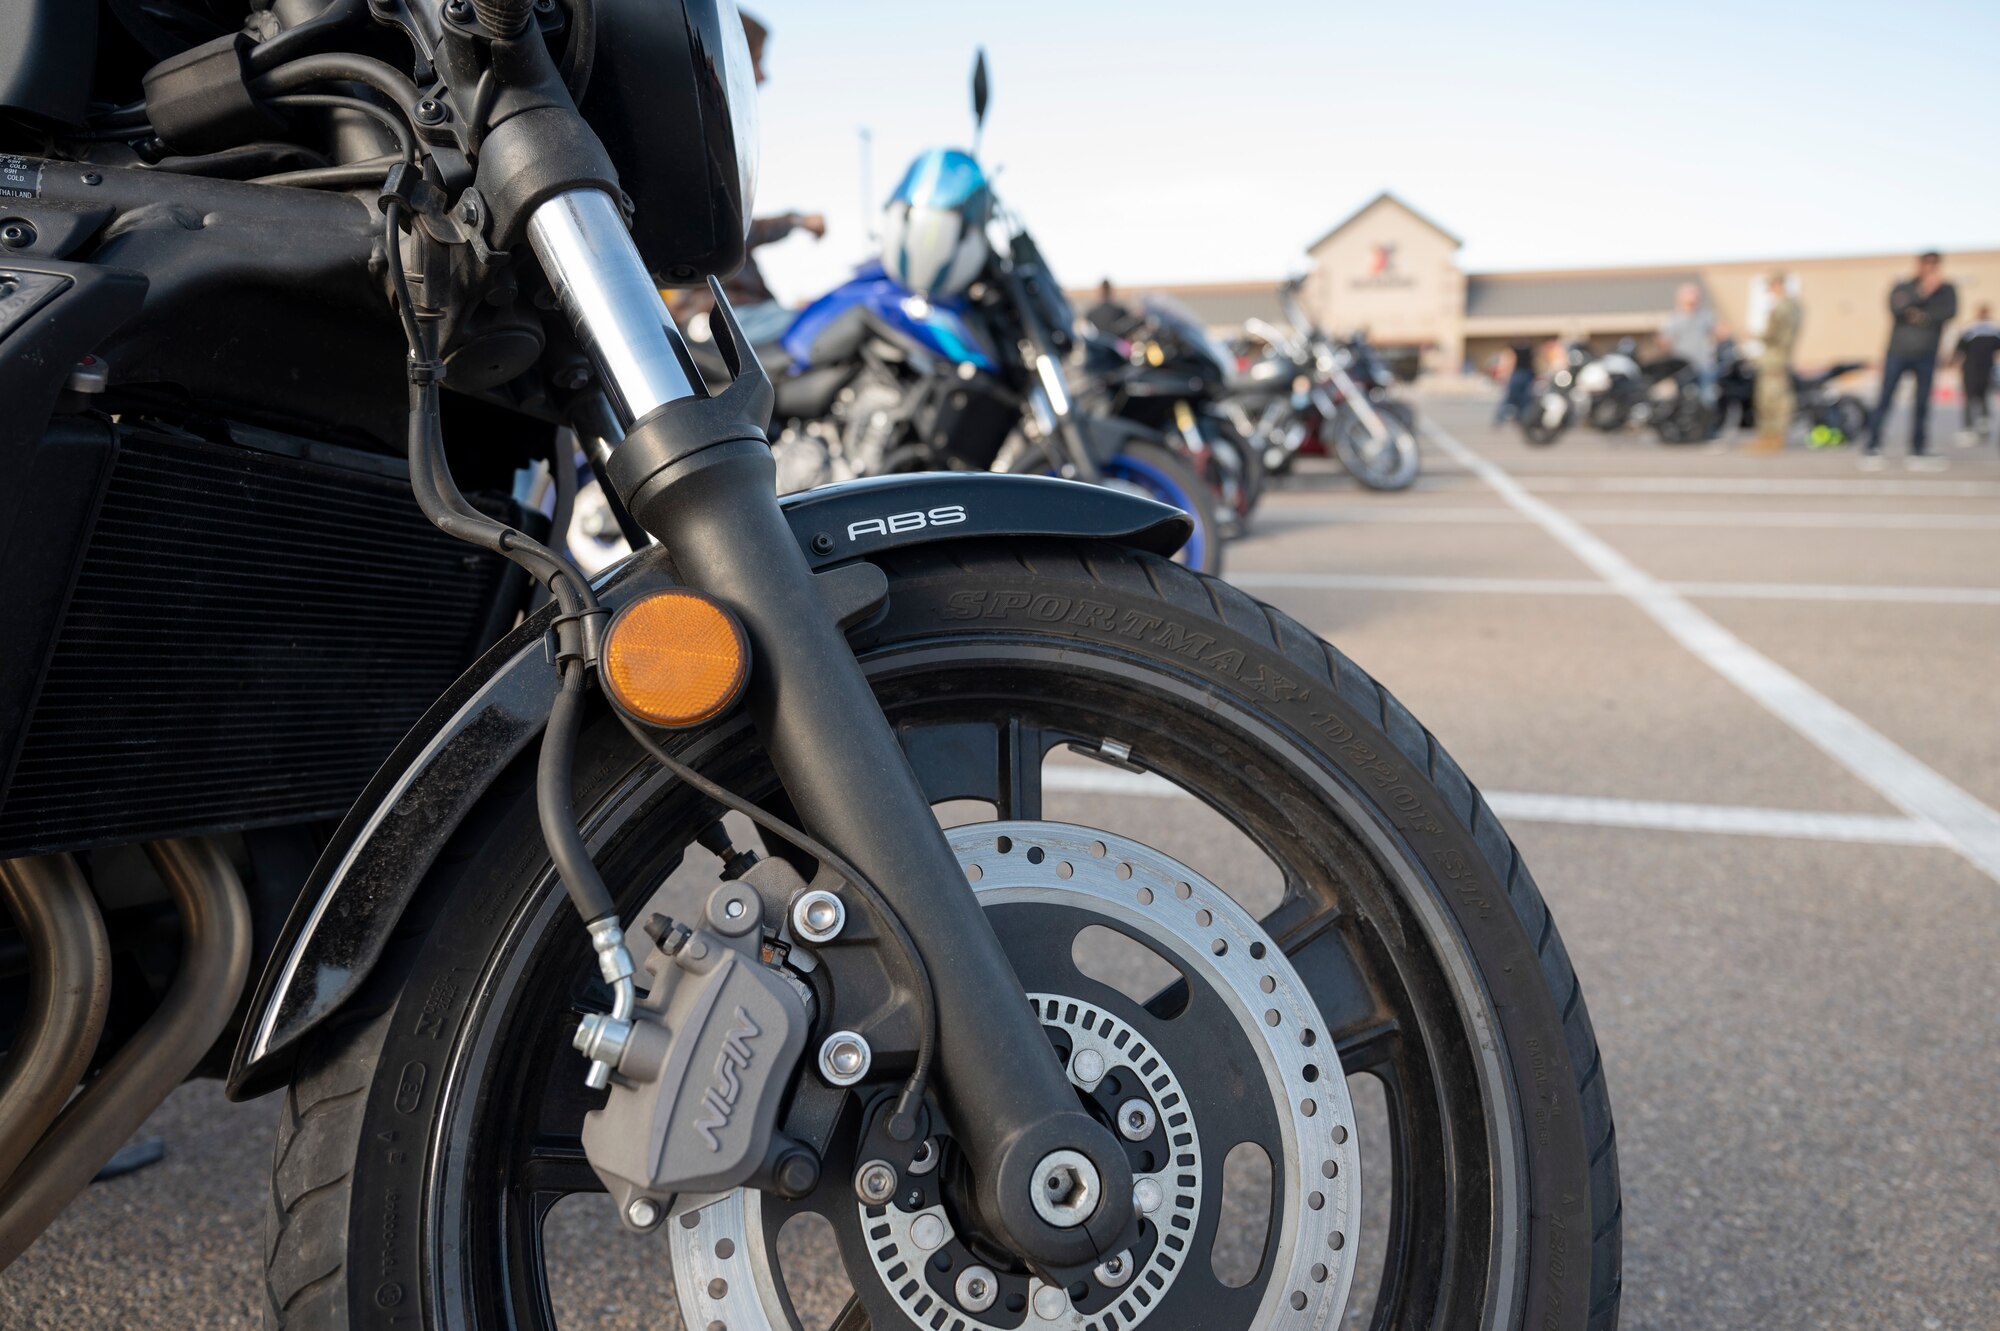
[1081,292,1264,537]
[0,5,1620,1328]
[1522,343,1701,445]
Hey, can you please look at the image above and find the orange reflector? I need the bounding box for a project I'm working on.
[601,590,750,729]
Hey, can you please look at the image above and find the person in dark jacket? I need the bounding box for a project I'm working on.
[1954,304,1999,444]
[1085,279,1143,341]
[1861,251,1958,468]
[1493,340,1538,425]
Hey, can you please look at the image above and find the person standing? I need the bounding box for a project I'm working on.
[1953,304,1999,445]
[1086,279,1142,341]
[1660,282,1717,389]
[1660,283,1718,440]
[1493,340,1537,425]
[1745,275,1800,453]
[1861,251,1958,469]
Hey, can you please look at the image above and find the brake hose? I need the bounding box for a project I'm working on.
[383,202,934,1131]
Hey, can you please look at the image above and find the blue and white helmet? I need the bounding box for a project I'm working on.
[880,148,992,300]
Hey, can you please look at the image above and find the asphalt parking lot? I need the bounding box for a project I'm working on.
[6,399,1998,1330]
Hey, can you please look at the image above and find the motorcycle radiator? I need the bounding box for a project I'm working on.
[0,425,520,857]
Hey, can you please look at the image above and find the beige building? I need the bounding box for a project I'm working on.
[1120,192,2000,379]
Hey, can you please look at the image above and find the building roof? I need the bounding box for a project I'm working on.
[1465,271,1701,320]
[1307,191,1463,254]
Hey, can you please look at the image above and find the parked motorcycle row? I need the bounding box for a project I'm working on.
[1521,339,1870,448]
[570,60,1425,577]
[0,6,1617,1329]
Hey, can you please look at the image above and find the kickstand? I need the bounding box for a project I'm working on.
[92,1136,167,1183]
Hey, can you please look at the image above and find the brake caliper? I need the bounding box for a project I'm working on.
[576,880,811,1230]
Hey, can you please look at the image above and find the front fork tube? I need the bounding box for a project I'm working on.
[527,189,1132,1266]
[1029,353,1103,483]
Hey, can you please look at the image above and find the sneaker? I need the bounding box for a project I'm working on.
[1905,454,1948,471]
[1957,429,1979,448]
[1858,453,1888,470]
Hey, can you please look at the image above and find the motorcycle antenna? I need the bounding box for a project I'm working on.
[857,125,876,241]
[970,47,990,158]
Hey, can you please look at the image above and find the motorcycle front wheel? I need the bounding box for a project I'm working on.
[265,540,1619,1331]
[1199,412,1265,536]
[1330,401,1422,491]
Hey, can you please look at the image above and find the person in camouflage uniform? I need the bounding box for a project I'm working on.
[1747,274,1800,453]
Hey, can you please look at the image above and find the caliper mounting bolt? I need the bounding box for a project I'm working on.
[790,889,846,944]
[818,1030,871,1086]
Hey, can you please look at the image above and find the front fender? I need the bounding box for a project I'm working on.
[228,472,1187,1096]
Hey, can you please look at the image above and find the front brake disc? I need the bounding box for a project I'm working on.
[670,821,1360,1330]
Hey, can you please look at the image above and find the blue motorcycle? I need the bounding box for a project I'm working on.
[721,141,1222,570]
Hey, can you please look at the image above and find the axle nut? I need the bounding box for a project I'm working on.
[1028,1149,1101,1228]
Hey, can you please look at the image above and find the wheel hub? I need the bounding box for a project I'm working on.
[669,822,1360,1329]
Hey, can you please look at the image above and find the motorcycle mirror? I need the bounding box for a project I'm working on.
[971,48,990,145]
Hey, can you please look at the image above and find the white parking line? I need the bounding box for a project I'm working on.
[1521,476,2000,499]
[1041,766,1942,848]
[1229,571,2000,607]
[1423,423,2000,883]
[1263,506,2000,530]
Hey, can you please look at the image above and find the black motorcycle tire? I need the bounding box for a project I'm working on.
[1520,400,1567,446]
[1652,395,1710,446]
[1203,412,1265,529]
[263,540,1619,1331]
[1332,400,1422,492]
[1830,394,1869,444]
[1585,396,1628,433]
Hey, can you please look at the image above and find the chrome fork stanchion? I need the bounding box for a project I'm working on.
[526,188,706,423]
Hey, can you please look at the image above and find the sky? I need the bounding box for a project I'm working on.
[743,0,1999,302]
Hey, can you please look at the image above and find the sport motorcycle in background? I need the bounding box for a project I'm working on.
[1079,291,1266,537]
[0,6,1620,1329]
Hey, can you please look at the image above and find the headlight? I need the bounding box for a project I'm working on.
[712,0,760,230]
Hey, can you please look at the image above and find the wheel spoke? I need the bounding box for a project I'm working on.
[998,718,1045,820]
[828,1296,872,1331]
[1268,905,1402,1073]
[516,1137,605,1199]
[896,715,1053,818]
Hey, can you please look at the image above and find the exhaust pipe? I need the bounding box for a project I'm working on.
[0,838,250,1269]
[0,855,112,1190]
